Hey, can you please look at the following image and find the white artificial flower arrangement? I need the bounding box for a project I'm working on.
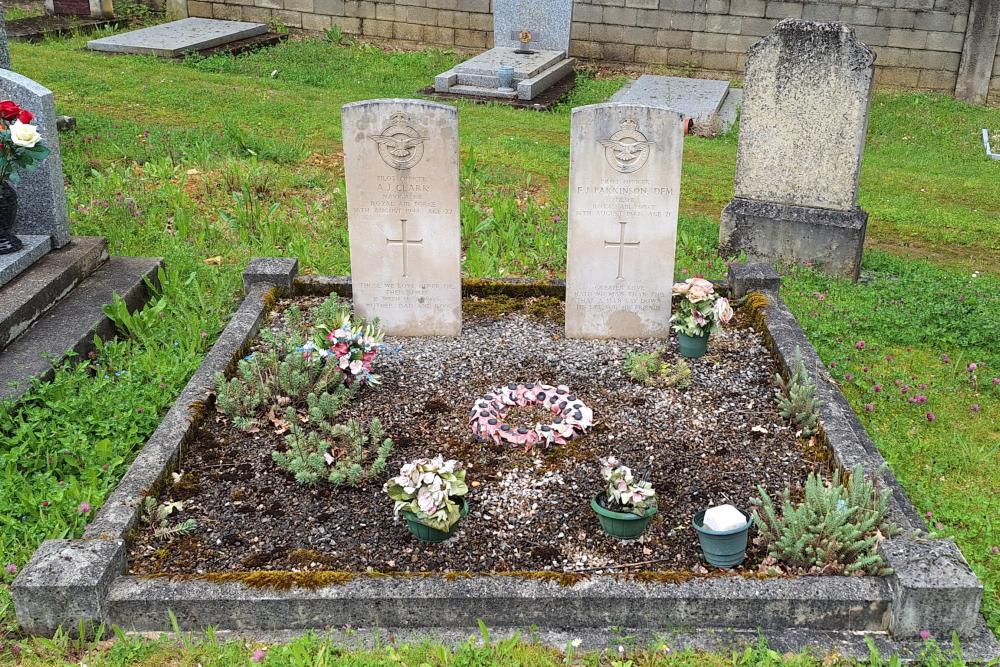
[385,455,469,530]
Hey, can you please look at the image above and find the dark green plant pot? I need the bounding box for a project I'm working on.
[402,497,469,543]
[677,331,709,358]
[692,508,753,568]
[591,494,656,540]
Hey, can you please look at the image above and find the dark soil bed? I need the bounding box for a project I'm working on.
[129,296,825,576]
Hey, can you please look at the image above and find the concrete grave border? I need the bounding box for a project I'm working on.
[12,259,999,661]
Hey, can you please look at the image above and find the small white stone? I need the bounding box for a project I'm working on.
[703,504,747,532]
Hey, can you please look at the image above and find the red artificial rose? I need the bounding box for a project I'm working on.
[17,109,32,124]
[0,100,20,121]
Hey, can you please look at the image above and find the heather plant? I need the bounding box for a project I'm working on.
[752,465,894,575]
[140,496,197,539]
[272,410,393,487]
[775,346,822,437]
[385,456,468,531]
[623,350,691,389]
[328,418,393,485]
[598,456,657,516]
[214,297,381,432]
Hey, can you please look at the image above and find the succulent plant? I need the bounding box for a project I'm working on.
[385,455,469,531]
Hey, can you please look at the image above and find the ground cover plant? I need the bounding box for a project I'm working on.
[0,25,997,663]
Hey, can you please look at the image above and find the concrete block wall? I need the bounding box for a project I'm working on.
[186,0,1000,103]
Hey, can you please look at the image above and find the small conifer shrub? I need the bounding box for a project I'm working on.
[752,465,894,575]
[774,346,822,436]
[272,411,393,487]
[215,297,392,488]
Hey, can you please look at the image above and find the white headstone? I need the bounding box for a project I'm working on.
[342,99,462,337]
[0,70,69,248]
[565,103,683,339]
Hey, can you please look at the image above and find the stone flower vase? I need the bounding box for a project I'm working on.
[591,494,656,540]
[677,331,709,358]
[497,65,515,93]
[692,508,753,568]
[402,497,469,543]
[0,180,22,255]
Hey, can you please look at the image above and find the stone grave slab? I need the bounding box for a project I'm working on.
[87,18,267,57]
[0,236,51,289]
[341,99,461,336]
[719,19,875,280]
[565,103,684,339]
[454,48,566,83]
[0,70,69,249]
[611,75,732,126]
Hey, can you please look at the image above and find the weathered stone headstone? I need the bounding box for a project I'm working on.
[719,20,874,280]
[341,99,461,336]
[565,103,684,339]
[0,69,69,248]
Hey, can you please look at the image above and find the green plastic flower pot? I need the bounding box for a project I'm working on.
[402,497,469,543]
[677,331,709,358]
[591,494,656,540]
[692,508,753,568]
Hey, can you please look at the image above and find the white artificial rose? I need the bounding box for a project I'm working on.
[9,120,40,148]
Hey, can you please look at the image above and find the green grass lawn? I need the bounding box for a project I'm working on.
[0,29,998,665]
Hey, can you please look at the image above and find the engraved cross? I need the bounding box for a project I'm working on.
[386,219,423,278]
[604,221,640,281]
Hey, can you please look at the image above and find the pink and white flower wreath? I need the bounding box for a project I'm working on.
[469,382,594,449]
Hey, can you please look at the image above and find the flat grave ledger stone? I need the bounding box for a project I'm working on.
[610,75,741,133]
[87,18,267,57]
[0,69,69,253]
[341,99,461,337]
[719,19,874,280]
[565,103,684,339]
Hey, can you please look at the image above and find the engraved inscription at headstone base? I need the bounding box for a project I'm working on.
[565,103,684,339]
[342,99,462,336]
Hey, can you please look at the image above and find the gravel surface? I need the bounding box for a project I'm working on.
[129,297,822,576]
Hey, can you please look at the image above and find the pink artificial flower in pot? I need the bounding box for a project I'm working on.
[670,278,734,359]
